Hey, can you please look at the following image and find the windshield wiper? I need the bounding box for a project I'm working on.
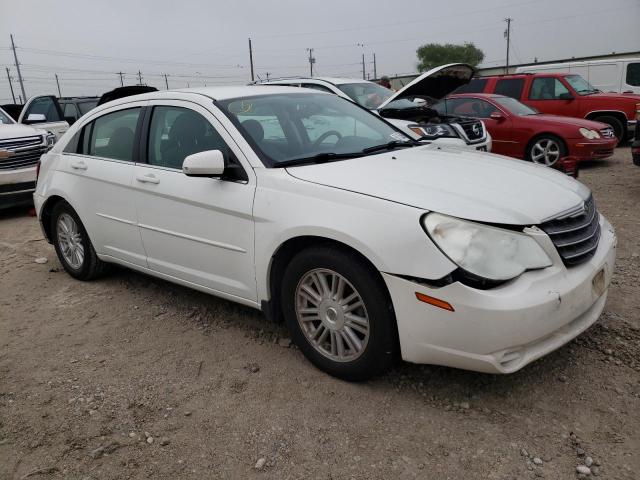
[361,140,415,154]
[277,152,363,168]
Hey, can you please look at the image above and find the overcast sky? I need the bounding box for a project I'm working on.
[1,0,639,102]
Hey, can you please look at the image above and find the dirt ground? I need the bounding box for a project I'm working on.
[1,147,639,480]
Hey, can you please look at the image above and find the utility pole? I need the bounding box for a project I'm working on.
[117,71,124,87]
[361,54,366,80]
[164,74,169,89]
[266,72,271,80]
[10,34,26,102]
[55,74,62,97]
[504,18,512,74]
[248,38,255,82]
[5,67,15,103]
[137,70,143,85]
[307,48,315,76]
[373,53,377,80]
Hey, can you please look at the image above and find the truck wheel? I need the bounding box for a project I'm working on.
[280,245,397,381]
[592,115,624,145]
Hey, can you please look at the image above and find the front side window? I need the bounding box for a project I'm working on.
[87,108,141,161]
[147,106,235,170]
[0,108,14,124]
[337,82,394,109]
[24,96,63,122]
[218,93,412,167]
[529,77,571,100]
[563,75,598,95]
[626,63,640,87]
[494,78,524,99]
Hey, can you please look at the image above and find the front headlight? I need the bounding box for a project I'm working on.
[45,132,56,150]
[579,128,600,139]
[423,213,552,281]
[412,123,457,139]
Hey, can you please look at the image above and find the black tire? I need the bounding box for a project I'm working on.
[525,134,567,166]
[280,245,397,381]
[592,115,624,145]
[51,201,107,281]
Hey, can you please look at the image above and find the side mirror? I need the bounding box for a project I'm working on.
[183,150,225,177]
[25,113,47,124]
[490,111,505,121]
[558,92,574,100]
[64,116,76,126]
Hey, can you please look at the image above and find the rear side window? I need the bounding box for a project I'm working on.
[86,108,141,161]
[494,78,524,99]
[63,103,78,119]
[627,63,640,87]
[454,78,487,94]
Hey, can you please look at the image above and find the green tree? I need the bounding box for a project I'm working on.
[416,42,485,72]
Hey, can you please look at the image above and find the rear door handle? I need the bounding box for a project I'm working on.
[70,161,87,171]
[136,174,160,184]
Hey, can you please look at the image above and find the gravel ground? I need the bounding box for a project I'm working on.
[1,147,639,480]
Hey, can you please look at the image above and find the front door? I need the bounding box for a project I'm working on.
[524,77,579,117]
[19,95,69,139]
[133,101,257,302]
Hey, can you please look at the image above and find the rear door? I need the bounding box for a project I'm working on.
[133,100,257,302]
[58,102,147,266]
[524,77,579,117]
[18,95,69,139]
[623,61,640,94]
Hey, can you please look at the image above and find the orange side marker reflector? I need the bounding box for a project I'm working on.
[415,292,455,312]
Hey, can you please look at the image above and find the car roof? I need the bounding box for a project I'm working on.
[263,77,374,86]
[92,85,319,110]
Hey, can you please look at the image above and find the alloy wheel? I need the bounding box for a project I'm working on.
[295,268,370,362]
[531,138,561,165]
[56,213,85,269]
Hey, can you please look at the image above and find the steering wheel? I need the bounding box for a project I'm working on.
[313,130,343,148]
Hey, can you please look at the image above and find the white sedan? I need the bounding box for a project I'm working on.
[34,86,616,380]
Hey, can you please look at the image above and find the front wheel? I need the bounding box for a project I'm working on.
[51,201,106,280]
[280,246,397,381]
[526,135,566,166]
[592,115,624,145]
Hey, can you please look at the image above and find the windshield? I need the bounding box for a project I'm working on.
[337,82,395,109]
[564,75,599,95]
[217,92,413,167]
[0,108,14,124]
[78,100,98,115]
[494,97,538,115]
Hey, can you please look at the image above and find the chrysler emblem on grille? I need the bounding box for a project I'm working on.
[472,123,481,136]
[0,149,14,159]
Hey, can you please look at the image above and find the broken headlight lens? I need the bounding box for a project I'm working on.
[423,213,552,281]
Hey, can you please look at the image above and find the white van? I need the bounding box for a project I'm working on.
[516,58,640,94]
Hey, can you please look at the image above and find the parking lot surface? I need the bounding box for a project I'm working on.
[1,148,639,479]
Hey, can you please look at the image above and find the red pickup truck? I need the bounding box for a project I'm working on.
[457,72,640,143]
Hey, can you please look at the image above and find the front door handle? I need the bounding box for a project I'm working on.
[136,174,160,184]
[70,161,87,171]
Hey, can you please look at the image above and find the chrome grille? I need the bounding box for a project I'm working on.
[539,196,601,266]
[0,135,46,171]
[599,127,615,139]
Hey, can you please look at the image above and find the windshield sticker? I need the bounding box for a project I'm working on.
[228,100,254,114]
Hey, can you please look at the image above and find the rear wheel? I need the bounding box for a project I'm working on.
[526,135,566,166]
[592,115,624,145]
[51,202,106,280]
[280,246,397,381]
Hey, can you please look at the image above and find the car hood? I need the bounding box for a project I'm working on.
[526,114,610,130]
[582,92,640,102]
[285,146,590,225]
[0,123,46,140]
[378,63,475,109]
